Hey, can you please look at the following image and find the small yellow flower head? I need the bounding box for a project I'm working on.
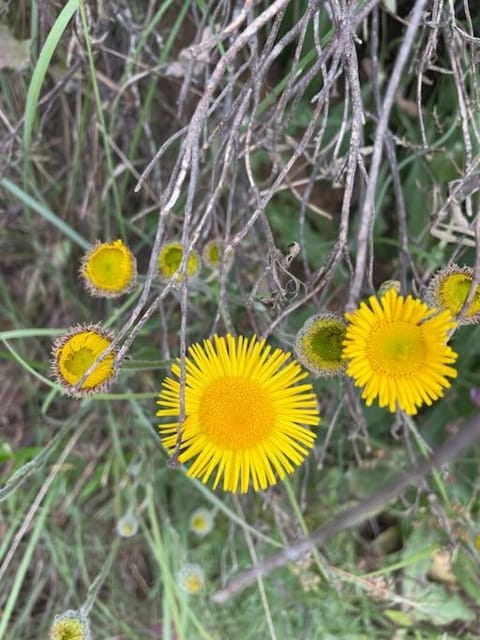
[116,512,139,538]
[474,532,480,552]
[80,239,137,297]
[189,507,215,537]
[377,280,401,296]
[158,242,201,281]
[49,610,91,640]
[157,334,320,493]
[427,264,480,324]
[343,289,458,415]
[202,238,233,272]
[294,313,347,377]
[177,563,205,595]
[51,324,117,396]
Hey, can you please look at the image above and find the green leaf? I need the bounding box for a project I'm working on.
[412,585,475,625]
[383,609,413,627]
[24,0,79,152]
[0,441,13,464]
[401,527,475,625]
[454,551,480,605]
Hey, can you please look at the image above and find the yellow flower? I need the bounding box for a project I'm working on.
[158,242,201,281]
[474,532,480,552]
[427,264,480,324]
[51,324,117,396]
[342,289,458,415]
[49,610,90,640]
[177,563,205,595]
[80,239,137,297]
[189,507,215,536]
[202,238,233,272]
[294,313,347,376]
[157,335,320,493]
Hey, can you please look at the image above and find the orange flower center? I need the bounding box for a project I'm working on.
[368,321,426,375]
[199,376,275,448]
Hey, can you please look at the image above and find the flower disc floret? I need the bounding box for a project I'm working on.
[52,324,117,396]
[294,313,347,377]
[158,242,201,281]
[80,239,136,297]
[427,264,480,324]
[157,334,320,493]
[342,289,458,415]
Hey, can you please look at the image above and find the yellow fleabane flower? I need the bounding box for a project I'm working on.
[294,313,347,377]
[157,334,320,493]
[189,507,215,536]
[177,564,205,595]
[202,238,233,272]
[158,242,201,281]
[51,324,117,396]
[342,289,458,415]
[427,264,480,324]
[116,513,139,538]
[80,239,137,297]
[49,610,91,640]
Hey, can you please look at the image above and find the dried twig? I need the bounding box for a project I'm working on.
[212,411,480,603]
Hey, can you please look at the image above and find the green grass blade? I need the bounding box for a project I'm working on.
[23,0,80,153]
[0,177,90,250]
[0,491,54,637]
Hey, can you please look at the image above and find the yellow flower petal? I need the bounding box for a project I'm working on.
[157,335,320,493]
[343,289,457,415]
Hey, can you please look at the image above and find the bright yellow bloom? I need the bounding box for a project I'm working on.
[51,324,117,396]
[80,239,137,297]
[157,335,320,493]
[177,564,205,595]
[294,313,347,376]
[427,264,480,324]
[342,289,458,415]
[49,610,90,640]
[158,242,201,281]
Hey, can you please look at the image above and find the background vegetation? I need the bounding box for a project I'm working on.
[1,0,480,638]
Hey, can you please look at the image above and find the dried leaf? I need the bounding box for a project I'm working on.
[164,26,213,78]
[0,25,30,70]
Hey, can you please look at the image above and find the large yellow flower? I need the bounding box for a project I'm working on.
[342,289,458,415]
[157,335,320,493]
